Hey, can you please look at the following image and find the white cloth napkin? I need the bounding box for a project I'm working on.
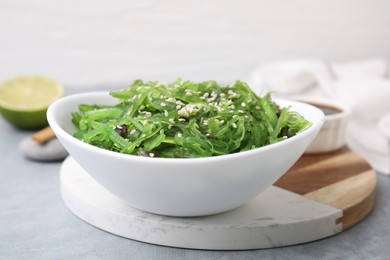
[250,58,390,175]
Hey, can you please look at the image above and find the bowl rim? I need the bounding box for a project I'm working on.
[47,91,324,164]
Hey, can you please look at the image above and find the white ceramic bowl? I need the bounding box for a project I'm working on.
[294,97,350,154]
[47,92,324,217]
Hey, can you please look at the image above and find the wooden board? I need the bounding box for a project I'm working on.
[274,147,377,230]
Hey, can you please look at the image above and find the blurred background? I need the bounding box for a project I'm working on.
[1,0,390,87]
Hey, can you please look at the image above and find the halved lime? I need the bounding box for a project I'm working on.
[0,76,64,129]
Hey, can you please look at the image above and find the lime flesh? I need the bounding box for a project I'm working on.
[0,76,63,129]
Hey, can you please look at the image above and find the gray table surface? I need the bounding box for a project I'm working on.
[1,86,390,260]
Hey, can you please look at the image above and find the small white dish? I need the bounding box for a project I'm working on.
[295,97,350,154]
[47,92,324,217]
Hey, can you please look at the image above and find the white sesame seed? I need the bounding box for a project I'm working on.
[156,82,168,87]
[140,111,152,117]
[164,110,169,117]
[160,102,167,107]
[166,97,176,102]
[241,102,246,107]
[130,129,136,135]
[178,104,199,117]
[232,122,237,128]
[177,133,182,138]
[149,153,155,157]
[208,93,218,102]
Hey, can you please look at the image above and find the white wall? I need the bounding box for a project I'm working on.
[1,0,390,87]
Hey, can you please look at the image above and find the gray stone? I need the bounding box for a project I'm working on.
[19,137,68,161]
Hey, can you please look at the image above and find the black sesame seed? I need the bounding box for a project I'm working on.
[114,124,128,137]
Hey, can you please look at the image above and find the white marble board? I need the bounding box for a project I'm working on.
[60,156,343,250]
